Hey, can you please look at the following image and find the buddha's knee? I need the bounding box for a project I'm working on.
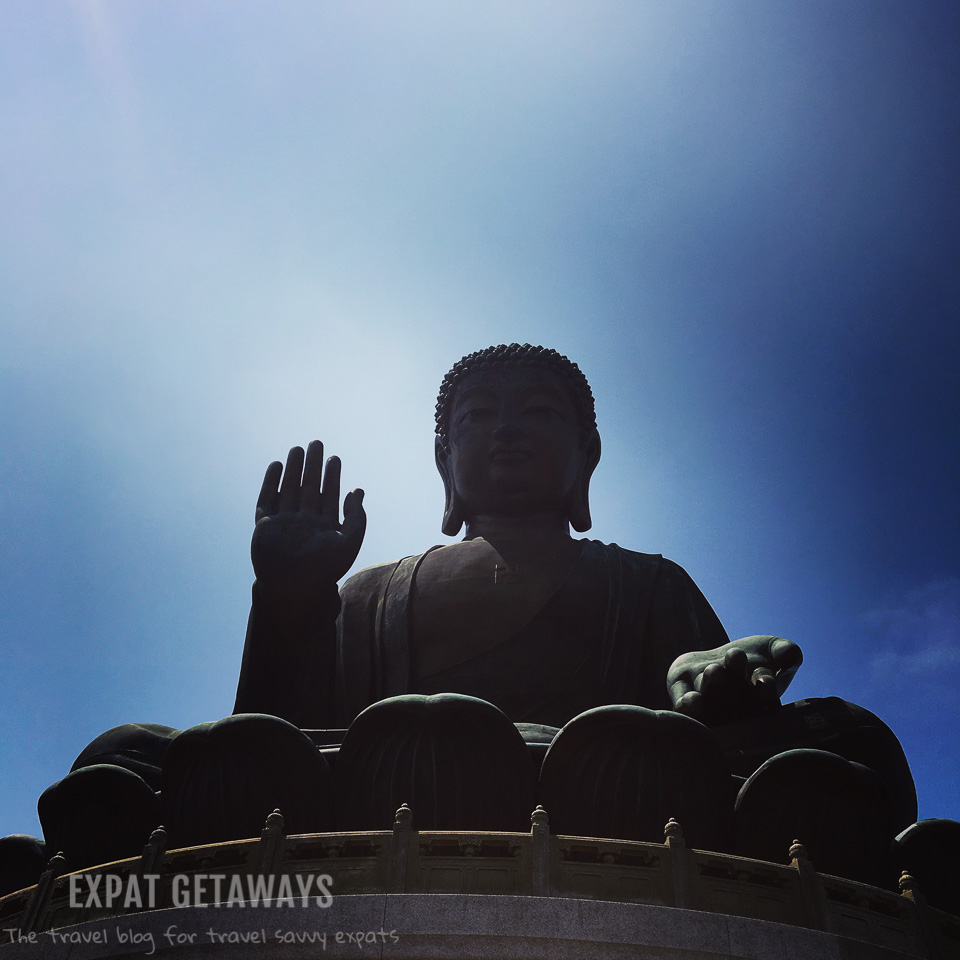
[712,696,917,829]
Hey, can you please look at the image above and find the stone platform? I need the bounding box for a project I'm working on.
[0,809,956,959]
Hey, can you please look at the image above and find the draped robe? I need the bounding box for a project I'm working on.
[336,540,728,728]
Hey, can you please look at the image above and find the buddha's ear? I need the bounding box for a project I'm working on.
[435,436,465,536]
[569,429,601,533]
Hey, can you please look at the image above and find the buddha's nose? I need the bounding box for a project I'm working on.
[492,417,524,442]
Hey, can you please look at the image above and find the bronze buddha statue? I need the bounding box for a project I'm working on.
[6,344,946,903]
[236,343,800,730]
[226,344,918,880]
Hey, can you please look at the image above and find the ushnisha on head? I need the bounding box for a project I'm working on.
[434,343,601,537]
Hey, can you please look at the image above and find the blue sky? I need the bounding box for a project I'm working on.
[2,1,958,842]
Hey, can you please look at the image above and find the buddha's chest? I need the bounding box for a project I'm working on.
[409,539,575,678]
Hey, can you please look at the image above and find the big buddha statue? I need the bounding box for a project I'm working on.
[225,344,917,875]
[5,344,951,907]
[235,342,795,729]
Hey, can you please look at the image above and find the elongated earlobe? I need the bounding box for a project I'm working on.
[568,430,601,533]
[435,437,465,536]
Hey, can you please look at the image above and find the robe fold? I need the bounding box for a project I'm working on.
[336,541,728,728]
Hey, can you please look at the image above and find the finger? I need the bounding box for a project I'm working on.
[342,488,367,550]
[300,440,324,513]
[666,651,696,690]
[768,637,803,693]
[320,456,342,522]
[669,676,694,709]
[696,661,730,695]
[722,645,749,681]
[675,690,705,720]
[256,461,283,523]
[278,446,305,512]
[769,637,803,670]
[751,666,779,700]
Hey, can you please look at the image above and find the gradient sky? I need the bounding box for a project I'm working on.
[2,1,958,843]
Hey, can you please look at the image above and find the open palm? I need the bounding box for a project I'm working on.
[252,440,366,587]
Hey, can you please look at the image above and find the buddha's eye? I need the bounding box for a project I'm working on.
[457,407,495,425]
[524,404,562,418]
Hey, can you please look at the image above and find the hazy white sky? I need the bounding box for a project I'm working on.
[2,1,958,839]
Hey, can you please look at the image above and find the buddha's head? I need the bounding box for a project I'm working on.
[434,344,601,536]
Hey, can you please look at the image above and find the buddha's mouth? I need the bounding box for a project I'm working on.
[491,447,532,462]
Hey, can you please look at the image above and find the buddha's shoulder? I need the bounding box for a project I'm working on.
[340,542,698,599]
[342,542,495,594]
[580,540,696,583]
[341,559,400,601]
[340,550,436,602]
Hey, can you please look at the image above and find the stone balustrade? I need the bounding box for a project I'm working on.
[1,807,957,959]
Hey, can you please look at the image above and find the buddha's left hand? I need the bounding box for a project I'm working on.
[667,636,803,725]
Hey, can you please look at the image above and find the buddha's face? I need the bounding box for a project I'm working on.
[442,365,587,522]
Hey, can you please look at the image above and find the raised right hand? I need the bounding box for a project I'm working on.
[251,440,366,587]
